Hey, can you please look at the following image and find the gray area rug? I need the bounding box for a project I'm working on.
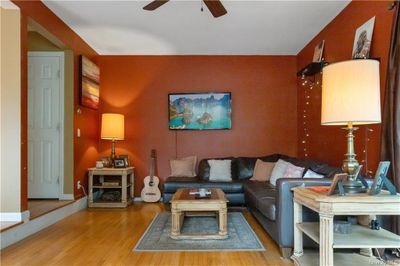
[133,212,265,252]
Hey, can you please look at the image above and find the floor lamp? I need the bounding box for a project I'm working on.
[321,59,381,193]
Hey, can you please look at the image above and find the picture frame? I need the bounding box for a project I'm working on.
[119,155,130,167]
[312,40,325,62]
[79,55,100,109]
[100,157,111,168]
[327,173,348,196]
[168,92,232,130]
[113,158,126,168]
[368,161,392,195]
[352,17,375,59]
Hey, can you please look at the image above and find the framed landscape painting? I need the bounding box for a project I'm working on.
[79,55,100,109]
[169,92,232,130]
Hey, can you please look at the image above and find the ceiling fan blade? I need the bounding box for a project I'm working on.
[203,0,227,18]
[143,0,169,11]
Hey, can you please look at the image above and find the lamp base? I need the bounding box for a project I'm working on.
[342,179,366,194]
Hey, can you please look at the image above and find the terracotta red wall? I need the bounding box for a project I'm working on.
[98,56,298,196]
[297,0,395,176]
[12,0,99,209]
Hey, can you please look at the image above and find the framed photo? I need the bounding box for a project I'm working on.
[312,40,325,62]
[168,92,232,130]
[119,155,130,167]
[100,157,111,167]
[113,158,126,168]
[79,55,100,109]
[368,161,390,195]
[352,17,375,59]
[327,173,348,196]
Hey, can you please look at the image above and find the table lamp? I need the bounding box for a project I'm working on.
[321,59,381,193]
[101,113,125,166]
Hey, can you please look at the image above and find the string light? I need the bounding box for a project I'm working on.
[300,72,322,158]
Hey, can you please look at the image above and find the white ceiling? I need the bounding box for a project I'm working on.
[43,0,350,55]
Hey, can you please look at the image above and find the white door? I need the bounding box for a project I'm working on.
[28,52,64,199]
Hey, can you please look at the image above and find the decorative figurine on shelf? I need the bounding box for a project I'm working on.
[370,219,381,230]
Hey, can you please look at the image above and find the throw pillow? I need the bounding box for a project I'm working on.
[283,164,305,178]
[303,169,324,178]
[250,159,275,182]
[181,155,197,176]
[170,156,197,177]
[208,160,232,181]
[270,159,289,186]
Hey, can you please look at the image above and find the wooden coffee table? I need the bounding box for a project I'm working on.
[170,188,228,240]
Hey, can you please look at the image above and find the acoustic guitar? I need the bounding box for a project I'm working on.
[141,149,161,202]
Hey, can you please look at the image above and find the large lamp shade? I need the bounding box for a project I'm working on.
[101,113,125,140]
[321,59,381,125]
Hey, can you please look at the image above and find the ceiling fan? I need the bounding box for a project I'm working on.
[143,0,227,18]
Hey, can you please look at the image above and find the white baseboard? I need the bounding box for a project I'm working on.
[133,197,143,202]
[133,197,163,203]
[0,210,29,222]
[0,196,87,249]
[59,194,74,200]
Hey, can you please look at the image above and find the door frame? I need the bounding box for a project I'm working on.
[27,51,65,199]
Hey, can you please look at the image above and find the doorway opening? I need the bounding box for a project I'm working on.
[26,18,74,218]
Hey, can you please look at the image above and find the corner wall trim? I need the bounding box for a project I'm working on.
[0,196,87,249]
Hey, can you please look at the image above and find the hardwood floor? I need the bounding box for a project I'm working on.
[1,203,294,266]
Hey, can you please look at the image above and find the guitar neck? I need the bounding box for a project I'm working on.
[149,158,155,181]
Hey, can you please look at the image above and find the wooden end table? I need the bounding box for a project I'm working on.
[170,188,228,240]
[291,187,400,266]
[88,167,134,208]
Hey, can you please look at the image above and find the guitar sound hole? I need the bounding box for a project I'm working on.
[149,181,154,187]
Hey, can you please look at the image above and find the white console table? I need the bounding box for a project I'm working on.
[291,187,400,266]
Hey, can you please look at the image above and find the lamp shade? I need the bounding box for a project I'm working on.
[101,113,125,140]
[321,59,381,125]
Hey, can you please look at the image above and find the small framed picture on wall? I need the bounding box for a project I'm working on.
[312,40,325,62]
[352,17,375,59]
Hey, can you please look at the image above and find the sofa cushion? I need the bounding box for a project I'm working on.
[250,159,275,182]
[256,197,276,221]
[163,176,202,193]
[283,163,305,178]
[303,169,325,178]
[279,155,337,177]
[208,159,232,181]
[170,158,195,177]
[163,176,245,193]
[270,159,290,186]
[236,154,281,180]
[198,157,238,181]
[244,181,277,221]
[170,156,197,177]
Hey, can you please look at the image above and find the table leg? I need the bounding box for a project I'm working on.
[129,172,134,201]
[293,200,303,257]
[320,213,334,266]
[218,207,228,236]
[121,173,127,206]
[171,208,182,237]
[88,172,93,207]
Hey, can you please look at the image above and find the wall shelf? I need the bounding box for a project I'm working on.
[297,61,328,77]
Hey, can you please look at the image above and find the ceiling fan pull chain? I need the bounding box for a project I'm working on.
[201,1,204,12]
